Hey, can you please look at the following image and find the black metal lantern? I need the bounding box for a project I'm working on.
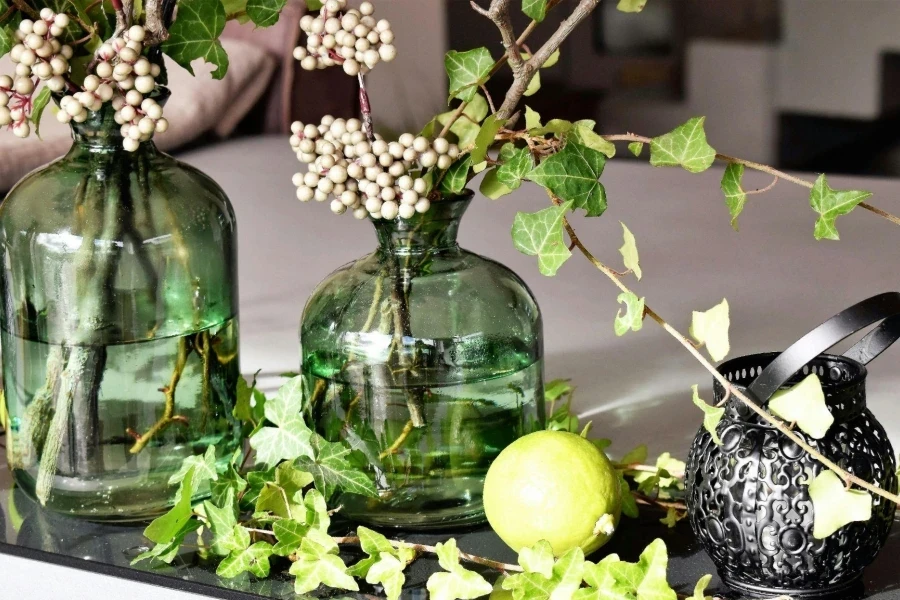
[686,293,900,598]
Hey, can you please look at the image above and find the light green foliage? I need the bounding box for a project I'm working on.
[545,379,580,433]
[217,541,275,578]
[511,202,574,276]
[445,48,494,102]
[204,488,245,556]
[691,385,724,445]
[249,376,314,467]
[439,156,474,195]
[272,519,309,556]
[169,445,218,487]
[422,95,489,147]
[368,553,410,600]
[809,174,872,240]
[522,0,549,21]
[528,142,608,217]
[768,373,834,439]
[0,25,12,60]
[472,115,506,163]
[659,508,685,529]
[162,0,230,79]
[30,87,52,138]
[620,444,648,465]
[618,473,640,518]
[497,144,534,191]
[289,535,359,594]
[246,0,287,27]
[526,106,543,130]
[628,142,644,157]
[617,0,648,12]
[296,433,378,499]
[518,540,554,578]
[629,452,685,500]
[720,163,747,231]
[690,299,730,362]
[427,539,494,600]
[614,292,645,336]
[608,539,676,600]
[235,374,266,425]
[521,49,560,97]
[569,121,616,158]
[808,470,872,538]
[223,0,251,21]
[131,519,202,565]
[689,574,713,600]
[481,168,514,200]
[575,554,632,600]
[348,526,399,577]
[144,467,197,544]
[649,117,716,173]
[618,223,641,279]
[531,119,575,137]
[503,546,585,600]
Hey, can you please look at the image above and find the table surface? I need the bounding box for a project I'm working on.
[4,135,900,599]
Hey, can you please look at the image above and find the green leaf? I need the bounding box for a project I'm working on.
[211,461,248,507]
[30,87,52,139]
[249,376,313,467]
[161,0,230,79]
[691,385,724,445]
[481,168,513,200]
[503,546,585,600]
[569,120,616,158]
[608,539,676,600]
[659,507,685,529]
[304,0,323,9]
[720,162,747,231]
[809,174,872,240]
[808,470,872,539]
[348,525,399,578]
[628,141,644,157]
[131,519,202,565]
[620,444,648,465]
[169,445,218,487]
[428,539,494,600]
[445,48,494,103]
[439,156,474,195]
[543,49,560,69]
[0,26,13,59]
[618,222,641,280]
[423,94,489,147]
[496,144,534,191]
[367,552,414,600]
[527,142,607,217]
[217,541,274,578]
[511,202,573,276]
[526,106,542,131]
[256,482,294,519]
[471,114,505,161]
[690,299,730,362]
[614,292,645,336]
[144,467,196,544]
[204,489,247,557]
[246,0,287,27]
[576,554,633,600]
[689,574,713,600]
[242,466,276,508]
[235,375,266,424]
[525,70,541,97]
[768,373,834,439]
[531,119,574,137]
[522,0,548,21]
[650,117,716,173]
[518,540,554,578]
[545,379,574,403]
[272,519,310,556]
[290,537,359,594]
[296,434,378,499]
[618,474,639,518]
[223,0,250,21]
[617,0,648,12]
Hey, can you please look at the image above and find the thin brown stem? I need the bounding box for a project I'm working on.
[481,84,497,114]
[634,494,687,512]
[128,337,191,454]
[10,0,37,19]
[330,537,524,573]
[0,6,15,22]
[358,73,375,143]
[744,176,778,196]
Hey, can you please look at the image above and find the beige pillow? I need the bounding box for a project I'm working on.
[0,37,276,191]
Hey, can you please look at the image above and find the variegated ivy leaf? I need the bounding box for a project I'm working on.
[204,488,246,557]
[618,222,641,280]
[144,467,197,545]
[131,519,202,565]
[296,433,378,499]
[531,119,574,137]
[422,94,489,148]
[427,539,495,600]
[720,162,747,231]
[568,120,616,158]
[628,141,644,157]
[217,541,275,579]
[161,0,230,79]
[522,0,549,21]
[691,385,724,445]
[518,540,554,578]
[608,539,676,600]
[574,554,632,600]
[272,518,310,556]
[690,299,730,362]
[169,445,218,487]
[768,373,834,439]
[249,375,313,467]
[629,452,685,494]
[809,174,872,241]
[527,142,608,217]
[235,374,266,425]
[617,0,648,12]
[503,546,585,600]
[614,292,645,336]
[808,470,872,539]
[511,201,574,276]
[367,553,411,600]
[348,526,399,578]
[659,507,685,529]
[246,0,287,27]
[526,106,543,131]
[290,536,359,594]
[650,117,716,173]
[211,461,248,507]
[481,168,513,200]
[689,574,713,600]
[0,26,13,60]
[445,47,494,103]
[439,156,474,195]
[497,144,534,191]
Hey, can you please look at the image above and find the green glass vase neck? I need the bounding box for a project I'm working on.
[372,191,473,255]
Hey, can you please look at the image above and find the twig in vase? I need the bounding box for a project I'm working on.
[128,336,191,454]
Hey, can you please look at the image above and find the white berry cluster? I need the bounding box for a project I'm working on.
[293,0,396,77]
[0,9,73,137]
[289,115,459,220]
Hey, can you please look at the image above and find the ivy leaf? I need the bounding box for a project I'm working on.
[527,142,608,217]
[614,292,645,336]
[618,222,641,280]
[144,467,196,544]
[162,0,230,79]
[545,379,574,403]
[304,0,323,9]
[246,0,287,27]
[809,174,872,241]
[720,162,747,231]
[497,144,534,191]
[296,434,378,499]
[272,519,310,556]
[348,526,399,578]
[543,49,560,68]
[691,385,724,445]
[223,0,250,21]
[620,444,648,465]
[249,375,313,467]
[518,540,554,578]
[217,541,274,578]
[575,554,633,600]
[30,87,52,139]
[608,539,676,600]
[522,0,548,21]
[568,120,616,158]
[169,445,218,487]
[439,156,474,195]
[690,299,730,362]
[211,462,247,507]
[445,47,494,103]
[503,546,585,600]
[659,507,685,529]
[628,141,644,157]
[131,519,202,565]
[422,94,489,147]
[768,374,834,439]
[242,466,276,509]
[650,117,716,173]
[526,106,542,130]
[618,474,639,518]
[0,26,13,59]
[428,539,494,600]
[808,470,872,539]
[235,374,266,425]
[204,489,246,556]
[689,574,713,600]
[481,168,513,200]
[368,553,411,600]
[511,202,573,276]
[471,114,505,162]
[531,119,574,137]
[617,0,648,12]
[290,537,359,594]
[525,70,541,97]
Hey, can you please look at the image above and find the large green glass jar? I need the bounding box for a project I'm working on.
[301,192,544,530]
[0,102,241,520]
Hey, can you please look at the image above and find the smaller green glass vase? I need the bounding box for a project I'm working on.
[300,191,545,530]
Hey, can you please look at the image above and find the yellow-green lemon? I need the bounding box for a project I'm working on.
[483,430,622,557]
